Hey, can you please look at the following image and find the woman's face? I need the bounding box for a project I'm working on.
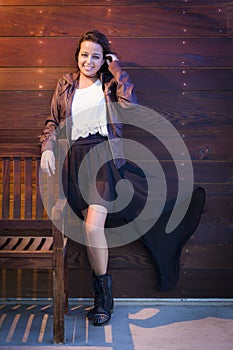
[77,41,104,78]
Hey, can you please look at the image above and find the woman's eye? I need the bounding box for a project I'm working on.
[93,55,100,60]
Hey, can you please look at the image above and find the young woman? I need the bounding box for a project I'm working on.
[40,29,138,326]
[40,29,205,327]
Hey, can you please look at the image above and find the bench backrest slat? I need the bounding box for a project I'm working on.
[0,156,51,221]
[24,158,33,219]
[13,158,21,219]
[2,157,11,218]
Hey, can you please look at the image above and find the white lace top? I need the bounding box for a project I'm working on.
[71,79,108,140]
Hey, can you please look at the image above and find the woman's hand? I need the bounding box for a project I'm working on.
[105,54,119,65]
[40,150,55,176]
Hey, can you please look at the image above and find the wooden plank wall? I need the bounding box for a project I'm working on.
[0,0,233,298]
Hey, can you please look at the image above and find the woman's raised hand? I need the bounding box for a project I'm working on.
[105,54,119,65]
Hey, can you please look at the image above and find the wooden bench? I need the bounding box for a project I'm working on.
[0,143,68,344]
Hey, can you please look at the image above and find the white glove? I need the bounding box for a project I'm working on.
[40,150,55,177]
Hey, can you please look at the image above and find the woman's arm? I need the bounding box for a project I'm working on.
[107,57,138,105]
[39,79,62,153]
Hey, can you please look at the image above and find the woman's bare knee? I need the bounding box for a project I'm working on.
[85,205,107,230]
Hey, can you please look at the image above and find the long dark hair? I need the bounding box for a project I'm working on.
[75,30,115,73]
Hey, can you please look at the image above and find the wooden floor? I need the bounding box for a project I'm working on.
[1,300,233,348]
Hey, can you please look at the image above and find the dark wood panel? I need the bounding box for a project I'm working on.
[194,222,233,244]
[67,241,233,298]
[2,266,232,299]
[109,241,233,270]
[57,266,233,297]
[0,129,233,161]
[0,1,230,5]
[130,68,233,91]
[227,3,233,35]
[0,144,41,157]
[0,6,227,37]
[197,183,233,223]
[124,129,233,161]
[1,91,232,131]
[193,161,233,183]
[1,68,233,91]
[182,244,233,269]
[137,91,233,130]
[1,38,232,67]
[0,91,51,129]
[174,269,233,298]
[135,160,233,183]
[0,67,64,90]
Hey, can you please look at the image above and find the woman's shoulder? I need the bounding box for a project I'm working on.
[57,71,79,86]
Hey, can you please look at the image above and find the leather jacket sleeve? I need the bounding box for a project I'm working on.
[108,60,138,106]
[39,79,64,153]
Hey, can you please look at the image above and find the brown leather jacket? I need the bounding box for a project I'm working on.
[40,60,138,168]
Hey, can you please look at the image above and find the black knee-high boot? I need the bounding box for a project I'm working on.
[87,273,114,326]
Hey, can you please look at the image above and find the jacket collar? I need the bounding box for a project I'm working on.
[61,70,113,93]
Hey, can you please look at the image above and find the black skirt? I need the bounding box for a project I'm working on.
[67,133,150,223]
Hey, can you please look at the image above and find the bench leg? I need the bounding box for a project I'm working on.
[53,246,66,343]
[64,250,69,315]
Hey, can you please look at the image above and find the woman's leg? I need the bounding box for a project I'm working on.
[83,204,108,275]
[82,204,113,326]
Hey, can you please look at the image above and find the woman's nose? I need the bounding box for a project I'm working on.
[86,55,92,64]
